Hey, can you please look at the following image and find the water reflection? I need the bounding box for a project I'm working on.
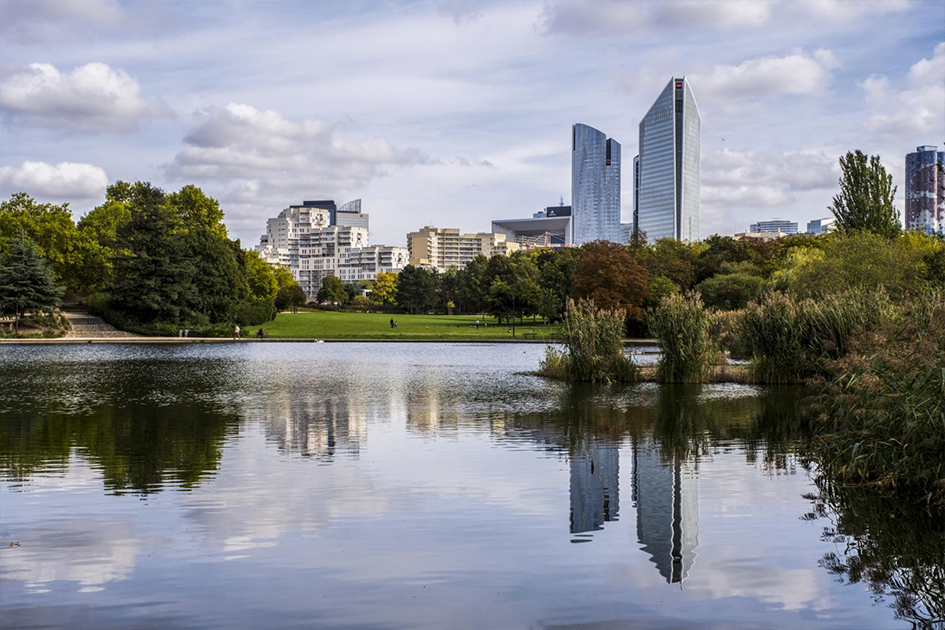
[0,345,941,630]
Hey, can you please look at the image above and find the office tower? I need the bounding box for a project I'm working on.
[905,145,945,234]
[633,154,640,230]
[631,438,699,584]
[571,123,621,244]
[806,217,835,235]
[637,77,701,242]
[749,219,798,234]
[620,222,634,244]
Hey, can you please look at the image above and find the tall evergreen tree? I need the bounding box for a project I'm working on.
[830,150,901,238]
[110,183,194,324]
[0,232,63,332]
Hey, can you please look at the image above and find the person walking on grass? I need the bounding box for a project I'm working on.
[233,324,241,340]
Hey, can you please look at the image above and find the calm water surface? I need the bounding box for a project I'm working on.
[0,343,941,629]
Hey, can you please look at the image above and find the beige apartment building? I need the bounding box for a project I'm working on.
[406,226,519,272]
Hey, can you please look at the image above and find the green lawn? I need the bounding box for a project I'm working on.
[251,311,562,340]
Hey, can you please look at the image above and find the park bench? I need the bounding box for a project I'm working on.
[522,332,537,339]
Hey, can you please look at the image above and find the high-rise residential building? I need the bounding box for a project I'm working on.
[749,219,798,234]
[806,217,835,235]
[255,200,407,300]
[407,226,519,272]
[905,145,945,235]
[571,123,621,244]
[637,77,701,242]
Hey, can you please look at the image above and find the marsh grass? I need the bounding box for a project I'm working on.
[647,292,720,383]
[538,299,636,383]
[741,291,893,384]
[810,293,945,506]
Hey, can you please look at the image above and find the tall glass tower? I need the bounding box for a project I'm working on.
[571,123,621,244]
[637,77,701,242]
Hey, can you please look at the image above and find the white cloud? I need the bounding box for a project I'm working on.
[0,0,124,42]
[162,103,429,232]
[0,62,158,132]
[542,0,775,35]
[0,161,108,200]
[694,50,839,99]
[859,42,945,139]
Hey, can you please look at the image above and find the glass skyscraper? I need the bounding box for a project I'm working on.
[905,145,945,235]
[637,77,701,242]
[571,123,621,244]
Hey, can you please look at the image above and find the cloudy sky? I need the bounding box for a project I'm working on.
[1,0,943,246]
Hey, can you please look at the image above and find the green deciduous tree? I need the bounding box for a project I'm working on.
[396,265,437,313]
[275,283,307,312]
[830,150,900,238]
[316,274,347,304]
[0,233,63,332]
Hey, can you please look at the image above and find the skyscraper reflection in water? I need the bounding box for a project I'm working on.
[632,438,699,584]
[569,442,620,536]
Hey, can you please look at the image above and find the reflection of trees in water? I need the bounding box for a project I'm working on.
[804,478,945,629]
[0,405,236,494]
[0,359,239,494]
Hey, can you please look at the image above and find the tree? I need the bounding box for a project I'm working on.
[396,265,436,313]
[0,233,63,332]
[316,274,347,304]
[275,283,307,312]
[634,237,699,290]
[695,235,760,283]
[694,272,763,311]
[371,272,398,305]
[183,227,248,323]
[166,185,227,237]
[571,241,651,323]
[110,183,194,324]
[537,248,578,322]
[457,255,488,314]
[830,150,900,238]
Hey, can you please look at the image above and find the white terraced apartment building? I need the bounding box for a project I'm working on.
[406,226,519,273]
[256,200,408,300]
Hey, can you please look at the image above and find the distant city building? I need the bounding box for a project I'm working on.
[620,222,633,244]
[492,204,572,249]
[733,230,789,242]
[407,226,519,272]
[637,77,701,242]
[749,219,798,234]
[806,217,835,235]
[905,145,945,234]
[632,438,698,584]
[255,200,406,300]
[571,123,621,244]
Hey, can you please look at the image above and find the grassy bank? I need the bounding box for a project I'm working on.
[252,311,563,340]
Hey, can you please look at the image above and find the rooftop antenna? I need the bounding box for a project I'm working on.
[559,196,565,206]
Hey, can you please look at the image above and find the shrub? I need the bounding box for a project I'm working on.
[742,290,892,384]
[709,308,750,359]
[537,299,636,383]
[810,293,945,506]
[233,299,276,326]
[647,292,720,383]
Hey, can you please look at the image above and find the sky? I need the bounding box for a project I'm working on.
[1,0,943,247]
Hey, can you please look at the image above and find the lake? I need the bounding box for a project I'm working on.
[0,343,941,629]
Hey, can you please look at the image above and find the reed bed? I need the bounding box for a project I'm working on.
[647,292,720,383]
[538,299,636,383]
[741,290,893,384]
[809,293,945,507]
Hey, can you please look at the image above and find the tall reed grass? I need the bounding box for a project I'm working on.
[538,299,636,383]
[647,292,720,383]
[741,290,892,384]
[810,292,945,506]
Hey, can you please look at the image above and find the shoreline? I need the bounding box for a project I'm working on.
[1,337,658,346]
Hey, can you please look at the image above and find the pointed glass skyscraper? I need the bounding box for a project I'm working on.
[637,77,701,242]
[571,123,621,244]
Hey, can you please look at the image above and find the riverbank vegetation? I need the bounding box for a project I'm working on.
[538,300,636,383]
[647,292,719,383]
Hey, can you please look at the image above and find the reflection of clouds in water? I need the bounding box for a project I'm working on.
[685,563,828,612]
[1,519,140,593]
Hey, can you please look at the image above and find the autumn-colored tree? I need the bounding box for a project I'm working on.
[571,241,651,323]
[371,272,398,305]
